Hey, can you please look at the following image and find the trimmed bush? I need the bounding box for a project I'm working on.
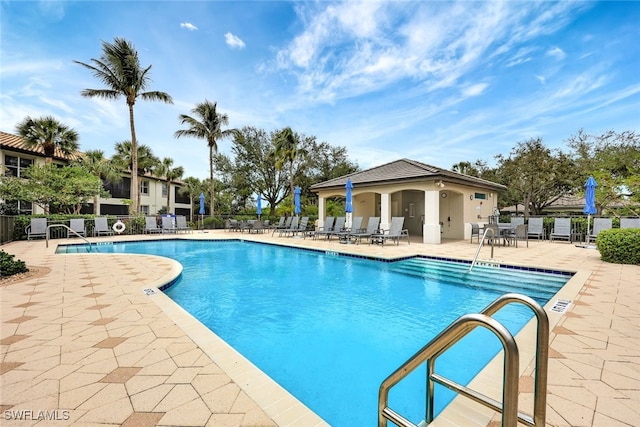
[0,250,28,277]
[597,228,640,265]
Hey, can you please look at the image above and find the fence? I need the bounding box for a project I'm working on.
[0,216,15,244]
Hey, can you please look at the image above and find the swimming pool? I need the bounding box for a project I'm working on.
[58,240,571,426]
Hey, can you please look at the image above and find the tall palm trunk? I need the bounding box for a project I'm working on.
[128,103,139,214]
[289,160,295,212]
[166,180,171,213]
[209,144,215,217]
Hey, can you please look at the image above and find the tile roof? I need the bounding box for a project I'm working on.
[0,130,83,161]
[310,158,506,191]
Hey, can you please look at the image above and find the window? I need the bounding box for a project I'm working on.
[103,177,131,199]
[4,155,33,177]
[140,205,150,215]
[161,183,168,197]
[474,193,487,200]
[140,180,149,195]
[3,200,33,215]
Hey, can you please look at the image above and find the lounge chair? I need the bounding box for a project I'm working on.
[93,217,114,237]
[370,217,410,246]
[162,216,177,233]
[549,218,572,242]
[25,218,47,240]
[620,218,640,229]
[349,217,380,244]
[587,218,611,241]
[291,217,311,237]
[249,220,265,234]
[326,217,346,241]
[335,216,363,243]
[510,217,525,227]
[176,215,192,233]
[68,218,86,238]
[273,216,292,236]
[224,219,238,232]
[278,216,299,237]
[312,216,335,240]
[145,216,162,234]
[504,224,528,248]
[470,223,481,244]
[527,217,545,240]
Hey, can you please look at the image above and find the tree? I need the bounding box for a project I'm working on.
[231,127,289,213]
[180,177,206,219]
[154,157,184,213]
[174,100,233,217]
[495,138,577,217]
[74,37,173,213]
[111,141,160,176]
[274,127,308,212]
[74,149,121,214]
[0,165,104,214]
[16,116,79,164]
[568,129,640,214]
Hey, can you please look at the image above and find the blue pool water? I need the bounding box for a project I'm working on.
[58,240,571,426]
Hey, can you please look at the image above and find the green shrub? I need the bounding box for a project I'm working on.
[0,250,28,277]
[203,216,225,229]
[597,228,640,265]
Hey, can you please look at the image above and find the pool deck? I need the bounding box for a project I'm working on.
[1,231,638,426]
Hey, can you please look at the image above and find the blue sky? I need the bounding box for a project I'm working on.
[2,1,639,180]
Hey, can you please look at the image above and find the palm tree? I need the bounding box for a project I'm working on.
[174,100,233,217]
[274,127,307,212]
[16,116,79,164]
[74,37,173,213]
[154,157,184,213]
[180,176,205,220]
[75,149,121,214]
[112,141,160,176]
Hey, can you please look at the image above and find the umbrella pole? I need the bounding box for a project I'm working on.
[585,214,591,245]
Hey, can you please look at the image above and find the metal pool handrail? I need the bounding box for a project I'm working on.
[378,293,549,427]
[46,224,93,250]
[469,226,496,271]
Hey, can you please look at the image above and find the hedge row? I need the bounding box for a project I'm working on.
[597,228,640,265]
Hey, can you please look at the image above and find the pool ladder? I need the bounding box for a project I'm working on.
[45,224,94,251]
[469,227,496,271]
[378,293,549,427]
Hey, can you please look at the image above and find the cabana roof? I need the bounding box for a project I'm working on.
[310,158,506,192]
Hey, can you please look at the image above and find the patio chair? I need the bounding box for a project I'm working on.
[162,216,177,233]
[25,218,47,240]
[620,218,640,229]
[510,217,525,227]
[370,217,410,246]
[273,216,292,236]
[527,217,545,240]
[278,216,299,237]
[175,215,192,233]
[145,216,162,234]
[224,219,237,232]
[93,217,114,237]
[335,216,363,243]
[249,220,265,234]
[292,217,311,237]
[549,218,572,243]
[504,224,528,248]
[312,216,335,240]
[588,218,611,241]
[470,223,481,244]
[68,218,86,238]
[482,223,501,246]
[349,217,380,244]
[326,217,346,241]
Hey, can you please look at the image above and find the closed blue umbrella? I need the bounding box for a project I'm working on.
[199,192,205,215]
[294,186,301,216]
[199,192,205,231]
[345,179,353,228]
[583,176,597,245]
[256,194,262,218]
[345,179,353,213]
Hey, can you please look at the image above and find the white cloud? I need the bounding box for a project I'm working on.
[535,75,546,85]
[224,32,245,49]
[461,83,489,97]
[547,46,566,60]
[180,22,198,31]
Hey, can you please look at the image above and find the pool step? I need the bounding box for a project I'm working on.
[388,259,565,301]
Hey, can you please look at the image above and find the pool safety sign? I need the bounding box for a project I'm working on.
[143,288,158,296]
[551,299,571,313]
